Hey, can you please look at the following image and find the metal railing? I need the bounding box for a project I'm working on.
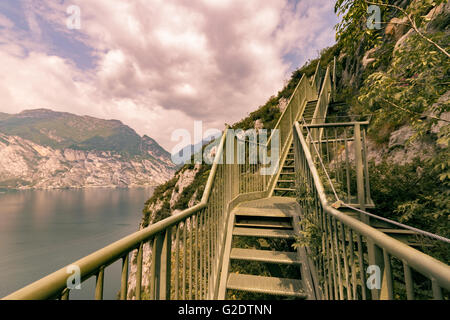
[293,121,450,300]
[4,58,448,301]
[302,121,372,208]
[2,65,319,301]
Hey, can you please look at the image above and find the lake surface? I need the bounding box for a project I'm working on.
[0,187,153,299]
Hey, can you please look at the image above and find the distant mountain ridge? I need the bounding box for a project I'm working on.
[0,109,176,189]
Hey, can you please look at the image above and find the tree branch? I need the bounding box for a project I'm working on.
[381,98,450,123]
[366,1,450,58]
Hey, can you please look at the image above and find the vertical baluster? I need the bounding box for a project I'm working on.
[199,213,203,298]
[183,221,187,300]
[202,211,207,299]
[136,242,143,300]
[431,279,443,300]
[348,229,357,300]
[150,238,157,300]
[189,217,193,300]
[333,219,344,299]
[362,127,371,204]
[382,249,394,300]
[356,235,367,300]
[321,206,330,300]
[120,254,129,300]
[175,224,180,299]
[343,127,351,203]
[95,267,105,300]
[195,215,199,300]
[60,288,70,300]
[403,262,415,300]
[328,215,338,299]
[207,207,212,297]
[340,223,351,300]
[160,228,172,300]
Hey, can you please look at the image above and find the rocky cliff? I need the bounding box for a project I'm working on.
[125,0,450,298]
[0,109,176,189]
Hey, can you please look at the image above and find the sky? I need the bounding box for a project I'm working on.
[0,0,339,152]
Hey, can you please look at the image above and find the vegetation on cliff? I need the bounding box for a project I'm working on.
[141,0,449,254]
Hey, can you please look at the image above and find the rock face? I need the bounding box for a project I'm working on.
[0,109,176,189]
[126,164,204,299]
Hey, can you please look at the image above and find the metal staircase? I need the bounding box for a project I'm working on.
[303,100,318,123]
[273,144,296,197]
[4,57,449,301]
[273,98,318,197]
[219,197,313,299]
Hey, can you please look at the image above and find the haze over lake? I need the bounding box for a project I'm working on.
[0,188,153,299]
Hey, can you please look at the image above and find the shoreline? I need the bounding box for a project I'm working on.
[0,185,157,193]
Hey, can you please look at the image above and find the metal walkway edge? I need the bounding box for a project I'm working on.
[219,197,316,299]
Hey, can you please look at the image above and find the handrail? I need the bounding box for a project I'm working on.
[4,130,228,300]
[3,58,320,300]
[309,65,332,142]
[8,54,447,301]
[294,121,450,299]
[311,60,321,93]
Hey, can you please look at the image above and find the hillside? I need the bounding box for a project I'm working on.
[0,109,176,189]
[125,0,449,297]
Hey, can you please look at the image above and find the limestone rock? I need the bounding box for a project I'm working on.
[362,47,378,69]
[278,98,288,112]
[254,119,264,131]
[388,126,415,149]
[386,17,409,40]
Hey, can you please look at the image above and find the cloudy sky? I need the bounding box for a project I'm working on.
[0,0,338,152]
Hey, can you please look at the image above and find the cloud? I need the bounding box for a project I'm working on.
[0,0,338,151]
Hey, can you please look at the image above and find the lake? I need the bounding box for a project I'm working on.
[0,187,153,299]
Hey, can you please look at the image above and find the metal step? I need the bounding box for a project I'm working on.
[377,228,420,235]
[233,227,296,239]
[227,273,307,298]
[274,188,296,192]
[235,219,292,229]
[277,180,295,183]
[234,207,292,218]
[230,248,302,265]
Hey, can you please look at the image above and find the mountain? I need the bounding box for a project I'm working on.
[125,0,450,298]
[0,109,176,189]
[171,133,221,166]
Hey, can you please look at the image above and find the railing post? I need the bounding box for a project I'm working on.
[120,254,129,300]
[354,123,384,300]
[154,229,172,300]
[354,123,366,218]
[333,56,336,102]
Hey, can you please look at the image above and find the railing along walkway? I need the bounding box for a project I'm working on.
[3,59,449,300]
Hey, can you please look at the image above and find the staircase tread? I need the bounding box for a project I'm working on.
[233,227,296,239]
[235,219,292,229]
[377,228,420,235]
[234,207,292,218]
[274,188,296,191]
[227,273,306,298]
[230,248,302,265]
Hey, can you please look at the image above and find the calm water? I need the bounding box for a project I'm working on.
[0,188,153,299]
